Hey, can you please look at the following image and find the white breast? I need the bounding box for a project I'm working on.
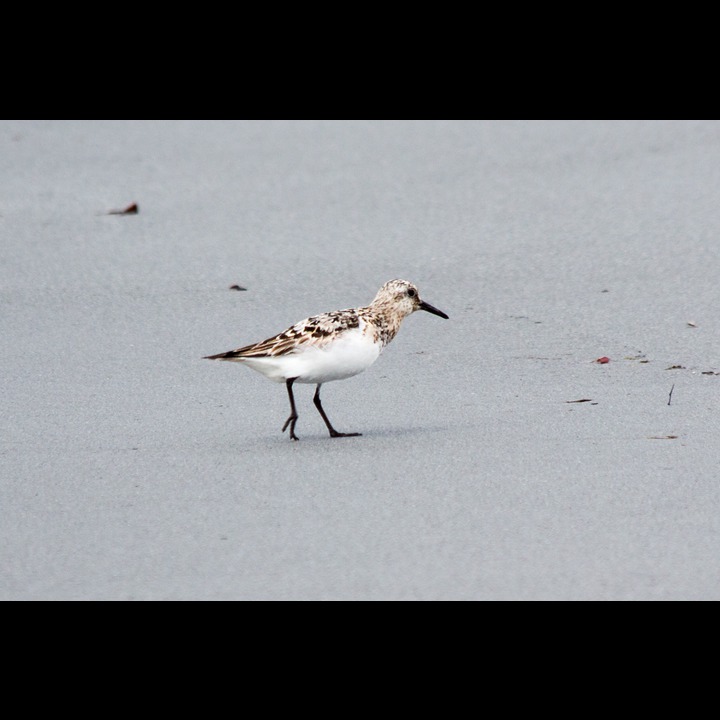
[295,325,381,383]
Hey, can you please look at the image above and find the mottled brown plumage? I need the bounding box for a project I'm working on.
[205,310,362,360]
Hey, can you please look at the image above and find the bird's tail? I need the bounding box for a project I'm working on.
[203,350,244,360]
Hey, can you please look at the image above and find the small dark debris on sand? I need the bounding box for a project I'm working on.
[229,284,247,291]
[107,202,139,215]
[625,353,650,363]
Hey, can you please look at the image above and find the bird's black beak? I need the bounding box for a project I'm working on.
[419,300,449,319]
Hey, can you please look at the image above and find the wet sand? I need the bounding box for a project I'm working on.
[2,120,719,600]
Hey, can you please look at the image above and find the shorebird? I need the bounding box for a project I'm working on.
[204,279,448,440]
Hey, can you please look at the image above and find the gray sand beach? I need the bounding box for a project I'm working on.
[2,119,719,600]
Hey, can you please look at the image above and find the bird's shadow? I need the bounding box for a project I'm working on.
[273,423,449,446]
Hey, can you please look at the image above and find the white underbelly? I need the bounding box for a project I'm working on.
[240,327,382,384]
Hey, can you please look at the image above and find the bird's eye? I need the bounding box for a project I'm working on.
[407,288,416,298]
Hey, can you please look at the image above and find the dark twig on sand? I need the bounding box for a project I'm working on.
[668,384,675,406]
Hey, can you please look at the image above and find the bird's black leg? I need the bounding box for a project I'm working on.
[313,384,361,438]
[281,377,300,441]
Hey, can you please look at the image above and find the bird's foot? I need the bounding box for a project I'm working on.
[282,414,299,440]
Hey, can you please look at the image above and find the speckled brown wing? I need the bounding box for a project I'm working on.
[204,309,361,360]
